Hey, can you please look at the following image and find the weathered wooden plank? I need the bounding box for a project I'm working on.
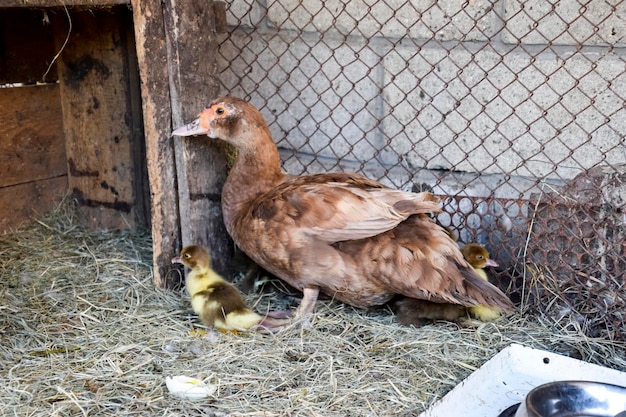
[0,84,66,187]
[130,0,181,288]
[0,176,67,234]
[0,1,128,7]
[123,10,150,230]
[164,0,233,279]
[54,6,143,231]
[0,8,57,84]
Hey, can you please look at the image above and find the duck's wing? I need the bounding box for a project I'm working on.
[249,174,441,243]
[331,212,516,311]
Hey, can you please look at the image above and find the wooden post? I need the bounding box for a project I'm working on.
[163,0,234,279]
[131,0,231,287]
[131,0,182,288]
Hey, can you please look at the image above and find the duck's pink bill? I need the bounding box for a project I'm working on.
[172,118,207,136]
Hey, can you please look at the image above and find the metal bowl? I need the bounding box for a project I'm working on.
[514,380,626,417]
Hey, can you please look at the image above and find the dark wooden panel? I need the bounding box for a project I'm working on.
[0,84,66,187]
[54,6,143,230]
[0,8,58,83]
[0,176,67,234]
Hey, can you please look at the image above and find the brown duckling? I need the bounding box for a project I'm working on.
[394,297,466,327]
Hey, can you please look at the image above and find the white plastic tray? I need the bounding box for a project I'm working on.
[420,343,626,417]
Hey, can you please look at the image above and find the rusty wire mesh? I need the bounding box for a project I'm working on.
[215,0,626,340]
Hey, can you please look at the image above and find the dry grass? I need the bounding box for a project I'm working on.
[1,203,625,417]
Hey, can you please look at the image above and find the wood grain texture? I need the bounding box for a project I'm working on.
[0,177,67,234]
[0,84,66,187]
[164,0,233,280]
[54,7,142,230]
[130,0,182,288]
[131,0,229,288]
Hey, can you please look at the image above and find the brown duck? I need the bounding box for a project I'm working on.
[172,96,514,323]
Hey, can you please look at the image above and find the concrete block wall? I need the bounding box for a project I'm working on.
[218,0,626,200]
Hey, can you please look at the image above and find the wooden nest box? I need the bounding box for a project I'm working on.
[1,0,229,288]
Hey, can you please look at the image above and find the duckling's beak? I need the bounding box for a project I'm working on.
[172,117,207,136]
[171,255,182,264]
[485,259,499,268]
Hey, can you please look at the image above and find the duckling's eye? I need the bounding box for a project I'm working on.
[476,255,484,260]
[215,107,225,115]
[183,253,191,259]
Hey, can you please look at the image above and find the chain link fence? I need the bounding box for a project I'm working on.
[215,0,626,340]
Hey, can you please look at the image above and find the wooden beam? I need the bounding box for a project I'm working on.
[132,0,230,288]
[163,0,233,279]
[123,7,150,231]
[130,0,181,288]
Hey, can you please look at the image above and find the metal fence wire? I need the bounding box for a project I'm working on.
[216,0,626,340]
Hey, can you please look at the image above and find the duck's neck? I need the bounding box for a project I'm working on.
[221,132,285,231]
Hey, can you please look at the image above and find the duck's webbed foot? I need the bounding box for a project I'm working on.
[253,286,320,331]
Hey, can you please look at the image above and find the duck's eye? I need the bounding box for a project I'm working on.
[476,255,484,260]
[215,107,225,115]
[183,253,191,259]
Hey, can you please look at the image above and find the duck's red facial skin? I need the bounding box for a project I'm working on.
[198,103,233,136]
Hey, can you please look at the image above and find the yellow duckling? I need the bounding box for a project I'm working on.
[172,245,286,332]
[461,243,502,321]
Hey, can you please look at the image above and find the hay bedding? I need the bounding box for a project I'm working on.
[1,205,625,417]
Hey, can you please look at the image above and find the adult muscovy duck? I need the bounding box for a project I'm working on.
[172,96,514,323]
